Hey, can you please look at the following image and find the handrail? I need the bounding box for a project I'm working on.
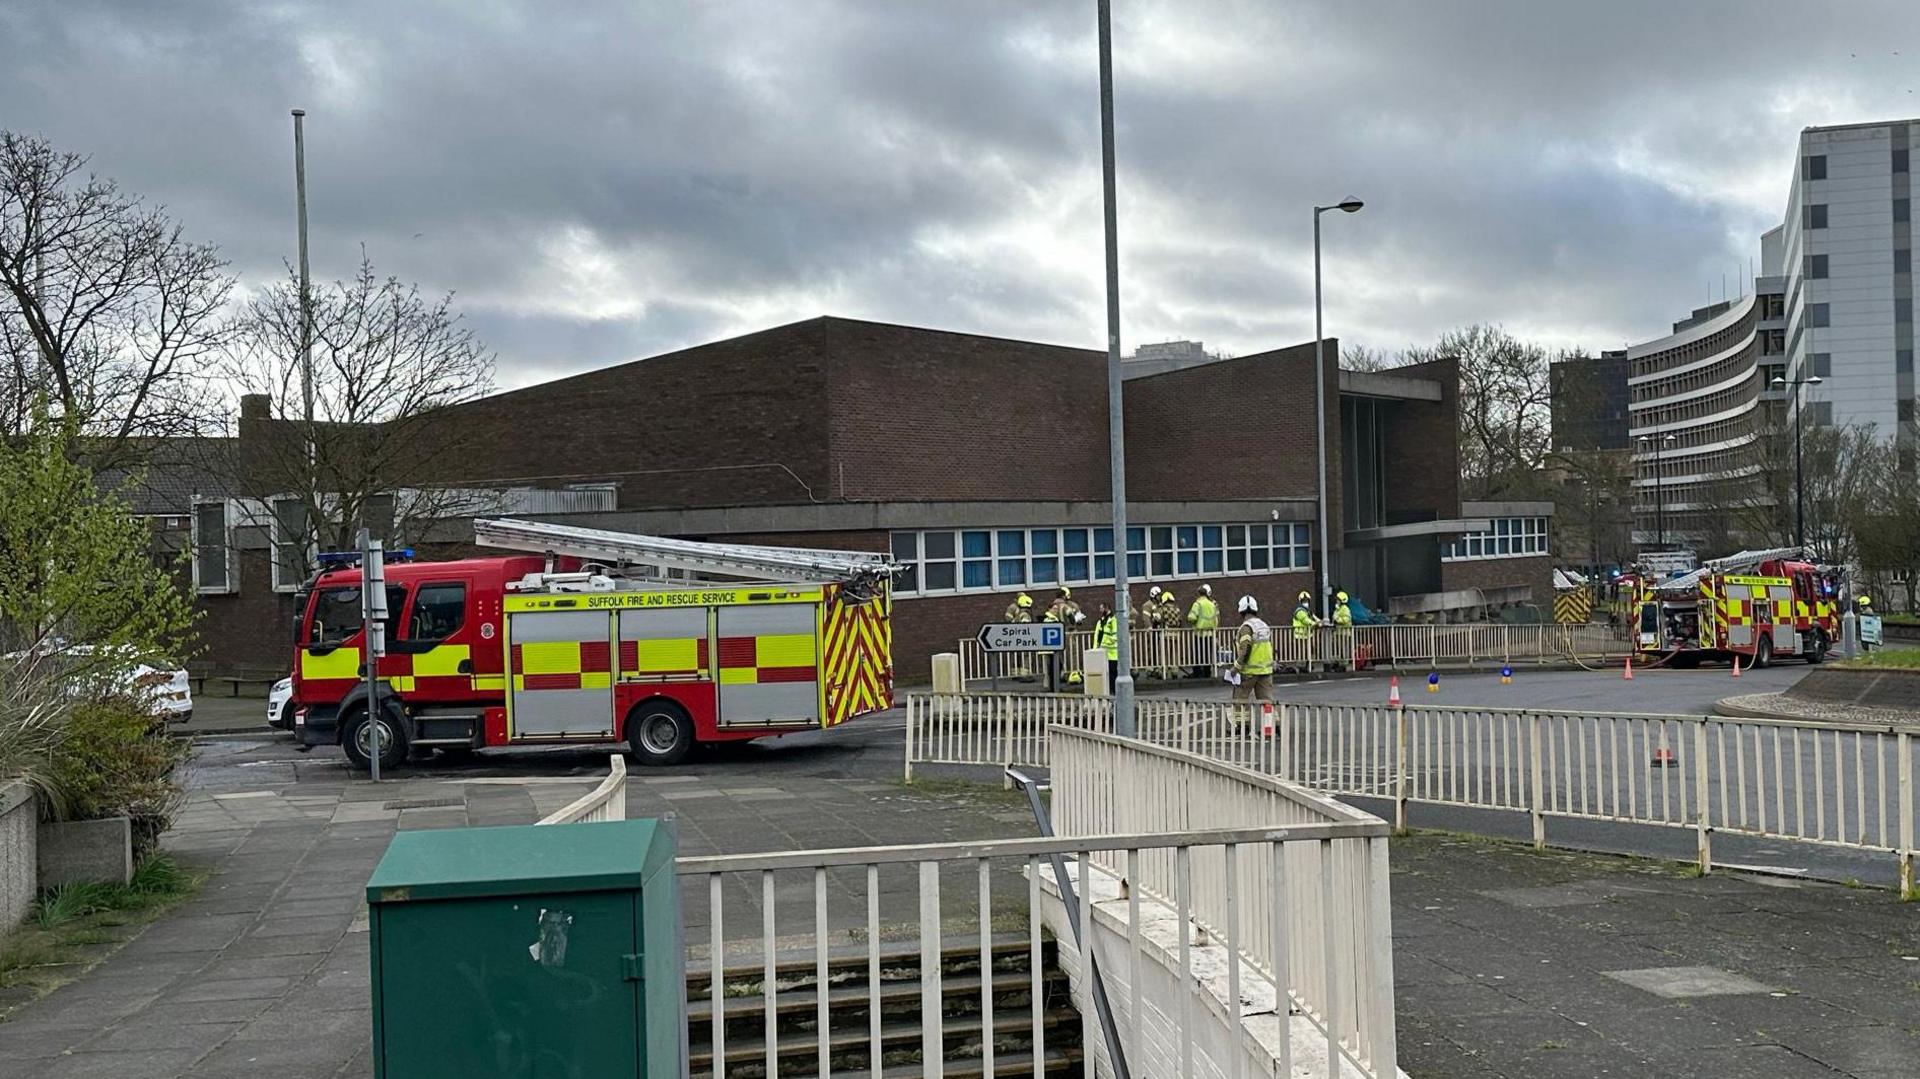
[535,754,628,824]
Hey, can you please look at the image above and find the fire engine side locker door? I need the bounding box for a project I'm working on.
[506,609,615,738]
[1768,583,1797,652]
[714,602,820,728]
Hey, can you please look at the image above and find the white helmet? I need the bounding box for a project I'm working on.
[1199,584,1212,596]
[1148,586,1162,599]
[1238,595,1259,615]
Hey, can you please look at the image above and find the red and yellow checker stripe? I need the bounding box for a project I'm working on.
[716,634,816,684]
[619,637,709,679]
[511,640,612,691]
[821,584,892,726]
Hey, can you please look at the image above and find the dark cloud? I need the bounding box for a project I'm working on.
[2,0,1915,388]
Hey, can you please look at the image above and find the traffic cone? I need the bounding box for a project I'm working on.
[1651,746,1677,768]
[1500,664,1513,685]
[1623,652,1634,680]
[1388,676,1402,708]
[1260,701,1276,738]
[1731,654,1742,679]
[1427,671,1440,693]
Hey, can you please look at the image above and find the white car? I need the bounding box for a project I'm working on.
[268,676,293,730]
[2,643,193,723]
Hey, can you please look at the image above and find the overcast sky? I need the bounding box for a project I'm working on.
[4,1,1917,388]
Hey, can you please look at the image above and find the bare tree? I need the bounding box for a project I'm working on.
[0,132,230,462]
[1339,344,1405,373]
[1404,324,1559,499]
[221,251,495,569]
[1713,419,1885,564]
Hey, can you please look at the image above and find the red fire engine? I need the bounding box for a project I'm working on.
[290,520,896,770]
[1635,547,1841,668]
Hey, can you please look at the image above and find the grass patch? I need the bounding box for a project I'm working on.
[1838,648,1920,670]
[0,852,204,1018]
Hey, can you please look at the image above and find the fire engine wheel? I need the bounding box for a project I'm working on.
[342,707,408,772]
[626,701,694,767]
[1752,638,1773,670]
[1807,630,1830,664]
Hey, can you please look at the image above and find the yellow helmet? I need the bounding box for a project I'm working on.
[1016,593,1033,608]
[1858,595,1873,607]
[1336,591,1349,603]
[1057,587,1072,599]
[1066,670,1084,684]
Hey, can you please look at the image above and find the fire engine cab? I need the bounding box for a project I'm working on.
[289,519,896,771]
[1635,546,1841,668]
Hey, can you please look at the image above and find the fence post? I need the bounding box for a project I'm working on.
[1529,712,1546,850]
[1900,731,1914,900]
[1002,694,1016,790]
[1693,719,1712,876]
[1394,703,1409,835]
[904,694,916,783]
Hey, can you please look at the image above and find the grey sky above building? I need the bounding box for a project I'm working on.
[3,0,1916,390]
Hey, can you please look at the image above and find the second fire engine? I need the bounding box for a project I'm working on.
[1635,546,1841,668]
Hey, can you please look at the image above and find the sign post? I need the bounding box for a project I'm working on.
[359,528,388,782]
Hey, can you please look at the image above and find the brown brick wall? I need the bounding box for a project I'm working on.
[189,546,303,676]
[416,320,836,509]
[824,320,1109,502]
[1381,356,1461,521]
[1123,340,1339,534]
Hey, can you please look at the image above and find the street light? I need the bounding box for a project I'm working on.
[1771,373,1823,548]
[1312,196,1363,616]
[1095,0,1136,736]
[1638,432,1677,548]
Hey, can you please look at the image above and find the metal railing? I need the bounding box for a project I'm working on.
[1051,728,1396,1078]
[678,733,1395,1079]
[954,622,1630,687]
[535,754,629,824]
[905,692,1920,895]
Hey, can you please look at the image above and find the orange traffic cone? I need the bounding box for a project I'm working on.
[1731,654,1742,679]
[1623,652,1635,680]
[1388,676,1402,708]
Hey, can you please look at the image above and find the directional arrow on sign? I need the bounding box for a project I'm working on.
[977,622,1065,652]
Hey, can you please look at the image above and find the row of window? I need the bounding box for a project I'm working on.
[1441,517,1550,562]
[1803,199,1911,231]
[1802,150,1911,180]
[887,523,1314,596]
[1630,310,1754,379]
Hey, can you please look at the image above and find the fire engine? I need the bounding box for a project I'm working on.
[289,519,896,771]
[1634,546,1841,668]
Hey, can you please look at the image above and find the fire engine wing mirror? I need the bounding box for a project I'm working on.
[457,659,473,674]
[306,641,341,656]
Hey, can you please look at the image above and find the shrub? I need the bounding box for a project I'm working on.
[42,694,190,857]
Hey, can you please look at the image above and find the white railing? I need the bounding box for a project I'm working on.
[535,754,629,824]
[904,693,1920,896]
[1051,728,1396,1078]
[954,622,1631,687]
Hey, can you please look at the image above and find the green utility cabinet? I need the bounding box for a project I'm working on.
[366,818,681,1078]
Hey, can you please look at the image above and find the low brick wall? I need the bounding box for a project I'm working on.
[0,781,36,930]
[1785,667,1920,711]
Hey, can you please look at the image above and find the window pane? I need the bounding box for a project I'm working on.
[963,561,991,589]
[924,531,955,560]
[1808,302,1830,328]
[1064,529,1089,554]
[406,583,466,641]
[1152,552,1174,576]
[1201,525,1222,549]
[1803,154,1826,180]
[1064,555,1090,582]
[1226,525,1246,549]
[894,563,919,594]
[194,502,228,590]
[1897,148,1911,173]
[1897,198,1912,223]
[996,530,1024,557]
[1203,550,1223,573]
[1031,529,1058,555]
[925,562,956,590]
[890,531,917,561]
[1897,249,1912,274]
[1150,526,1173,550]
[1498,535,1511,555]
[1129,552,1147,578]
[962,531,990,558]
[1177,551,1198,575]
[997,558,1026,586]
[1250,545,1270,571]
[1250,524,1269,548]
[1808,253,1827,279]
[1126,527,1145,553]
[309,587,364,645]
[1032,556,1059,584]
[1811,353,1832,377]
[1227,546,1247,572]
[1094,528,1114,553]
[1095,554,1114,581]
[1270,544,1289,570]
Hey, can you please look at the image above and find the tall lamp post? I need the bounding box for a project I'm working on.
[1771,373,1822,549]
[1637,432,1677,548]
[1312,196,1363,615]
[1095,0,1136,736]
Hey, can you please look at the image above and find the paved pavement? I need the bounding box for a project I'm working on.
[7,711,1916,1078]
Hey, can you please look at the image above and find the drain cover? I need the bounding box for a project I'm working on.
[383,796,464,810]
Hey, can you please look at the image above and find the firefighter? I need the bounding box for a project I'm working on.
[1187,584,1219,677]
[1858,595,1877,652]
[1053,586,1083,627]
[1232,595,1274,704]
[1290,590,1317,673]
[1004,592,1033,623]
[1330,589,1355,671]
[1093,603,1120,688]
[1144,586,1167,627]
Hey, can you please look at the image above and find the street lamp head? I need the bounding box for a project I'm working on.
[1336,196,1364,214]
[1807,375,1824,385]
[1770,375,1787,387]
[1664,433,1677,442]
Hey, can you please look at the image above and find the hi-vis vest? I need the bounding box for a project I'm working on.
[1291,605,1314,640]
[1189,596,1218,630]
[1238,617,1274,675]
[1095,615,1119,658]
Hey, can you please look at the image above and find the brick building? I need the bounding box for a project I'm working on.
[174,316,1552,679]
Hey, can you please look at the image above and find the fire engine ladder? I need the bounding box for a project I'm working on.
[472,518,898,597]
[1702,546,1807,576]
